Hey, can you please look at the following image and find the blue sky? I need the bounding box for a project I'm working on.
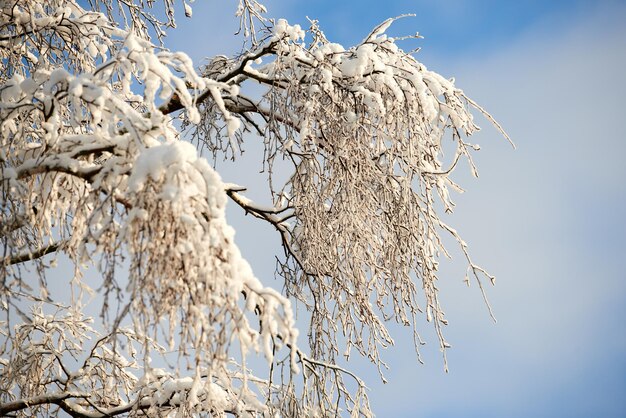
[164,1,626,416]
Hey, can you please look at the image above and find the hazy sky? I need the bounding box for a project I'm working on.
[165,1,626,416]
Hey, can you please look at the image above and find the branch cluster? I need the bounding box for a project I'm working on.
[1,1,509,416]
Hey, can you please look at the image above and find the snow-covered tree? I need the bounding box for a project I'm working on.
[0,1,511,416]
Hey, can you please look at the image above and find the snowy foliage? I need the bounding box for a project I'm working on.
[0,1,509,416]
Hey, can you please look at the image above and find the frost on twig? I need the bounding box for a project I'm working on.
[1,1,510,416]
[205,16,511,374]
[1,1,299,416]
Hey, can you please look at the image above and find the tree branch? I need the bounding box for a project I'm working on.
[158,42,280,116]
[0,392,90,415]
[15,159,102,182]
[225,185,325,278]
[5,242,61,265]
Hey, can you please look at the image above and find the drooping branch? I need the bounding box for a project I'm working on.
[224,184,325,279]
[1,2,510,416]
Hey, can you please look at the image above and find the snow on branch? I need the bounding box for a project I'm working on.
[195,16,511,373]
[1,2,302,416]
[1,1,510,416]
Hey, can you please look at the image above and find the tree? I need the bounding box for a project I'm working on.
[0,1,511,416]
